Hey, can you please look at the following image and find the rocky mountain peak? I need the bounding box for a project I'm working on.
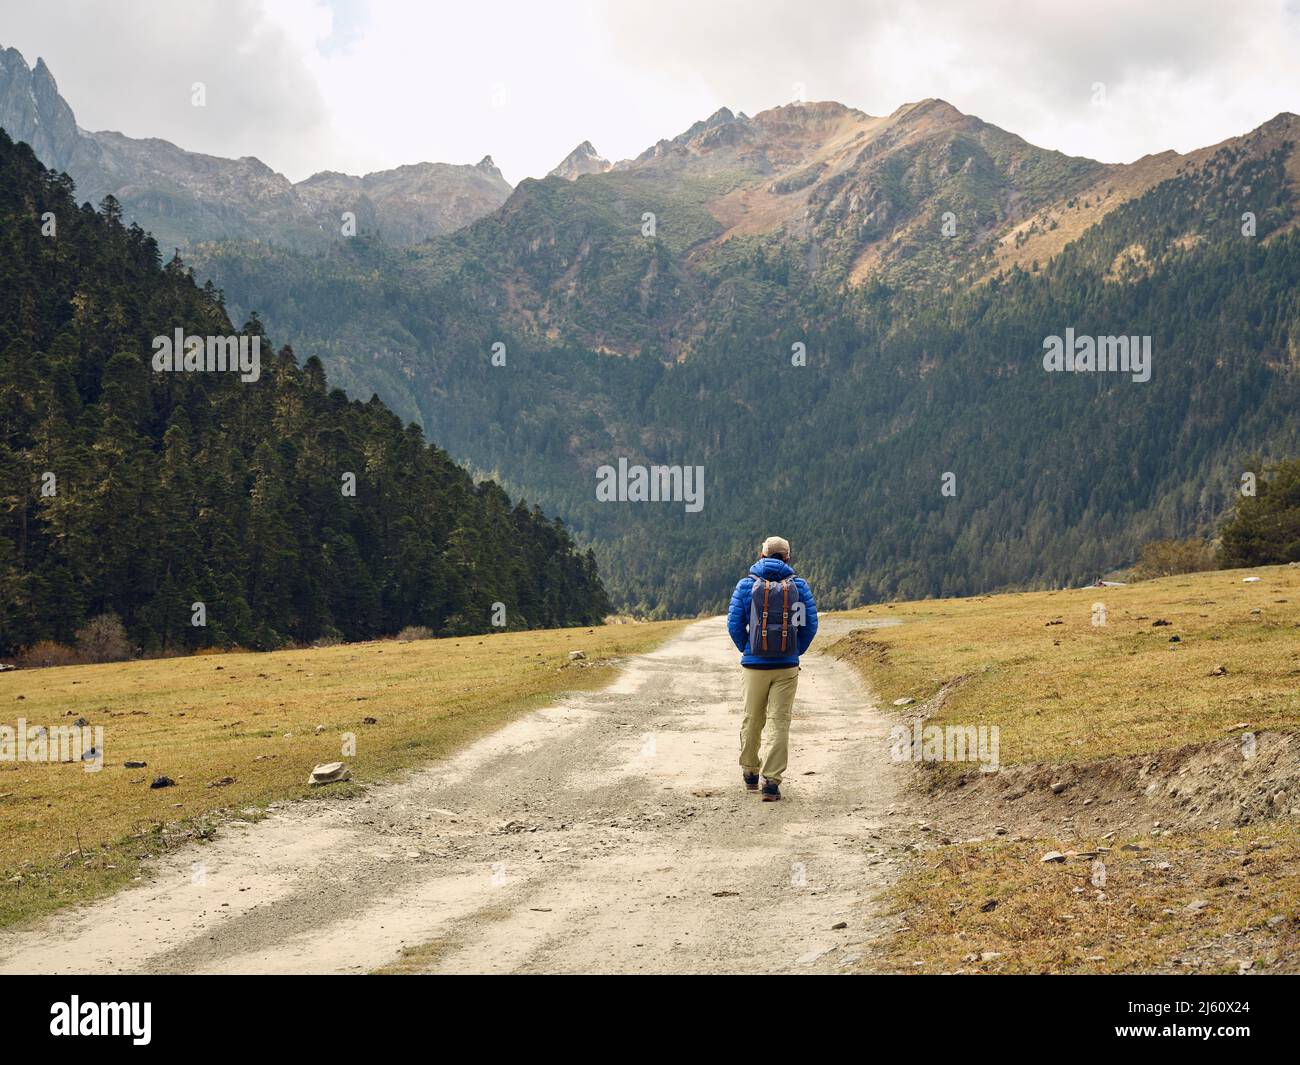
[0,44,84,173]
[548,140,612,180]
[0,42,512,248]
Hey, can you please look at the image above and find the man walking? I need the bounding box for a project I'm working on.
[727,536,819,801]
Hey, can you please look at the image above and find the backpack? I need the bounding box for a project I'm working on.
[744,575,800,658]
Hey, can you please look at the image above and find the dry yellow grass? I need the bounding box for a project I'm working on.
[828,564,1300,973]
[880,822,1300,974]
[0,621,685,927]
[832,564,1300,766]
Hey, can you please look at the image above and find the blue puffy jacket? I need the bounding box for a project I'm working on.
[727,557,819,668]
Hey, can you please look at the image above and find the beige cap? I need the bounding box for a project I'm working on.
[761,536,791,559]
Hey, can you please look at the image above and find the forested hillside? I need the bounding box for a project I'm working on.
[0,131,609,656]
[190,116,1300,614]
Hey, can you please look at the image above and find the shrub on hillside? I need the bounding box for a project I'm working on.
[74,614,133,663]
[17,640,81,668]
[1131,539,1216,580]
[396,625,435,642]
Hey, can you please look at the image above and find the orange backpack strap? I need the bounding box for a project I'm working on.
[780,579,791,652]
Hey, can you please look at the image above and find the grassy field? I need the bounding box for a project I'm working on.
[0,621,686,929]
[831,564,1300,766]
[829,563,1300,973]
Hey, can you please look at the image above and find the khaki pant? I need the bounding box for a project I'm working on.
[738,665,799,784]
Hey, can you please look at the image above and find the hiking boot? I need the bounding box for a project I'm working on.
[742,770,760,791]
[760,778,781,801]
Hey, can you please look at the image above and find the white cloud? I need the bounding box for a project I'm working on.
[2,0,1298,182]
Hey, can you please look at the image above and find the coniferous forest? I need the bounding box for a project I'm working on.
[0,131,610,657]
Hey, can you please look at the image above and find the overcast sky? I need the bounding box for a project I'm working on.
[2,0,1298,184]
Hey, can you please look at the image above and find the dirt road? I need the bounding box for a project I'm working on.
[0,618,909,974]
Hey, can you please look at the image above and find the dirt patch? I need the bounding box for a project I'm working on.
[918,729,1300,842]
[827,630,892,666]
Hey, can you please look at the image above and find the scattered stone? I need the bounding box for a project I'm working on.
[980,898,999,912]
[1184,899,1209,914]
[1045,618,1063,626]
[208,776,236,788]
[314,724,326,734]
[363,717,378,725]
[1040,851,1067,863]
[892,697,915,706]
[831,921,848,930]
[150,775,175,789]
[1050,781,1067,794]
[307,761,351,787]
[1168,635,1180,643]
[1266,915,1286,929]
[73,716,88,727]
[1152,619,1171,627]
[124,759,147,769]
[979,951,1004,963]
[712,890,740,898]
[1228,722,1251,731]
[568,650,586,661]
[1209,664,1228,676]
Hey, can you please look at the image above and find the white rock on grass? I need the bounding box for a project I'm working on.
[307,761,351,787]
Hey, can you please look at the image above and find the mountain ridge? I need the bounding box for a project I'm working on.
[6,42,1299,616]
[181,95,1300,613]
[0,44,512,250]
